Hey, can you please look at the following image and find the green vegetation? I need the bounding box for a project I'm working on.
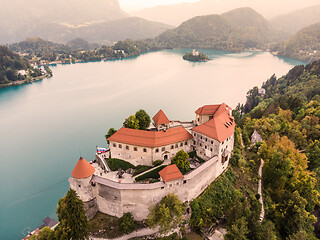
[29,227,55,240]
[89,212,145,239]
[153,160,164,167]
[147,194,186,232]
[107,158,135,171]
[135,165,166,182]
[228,60,320,239]
[132,165,153,176]
[105,128,117,143]
[271,22,320,62]
[188,151,205,163]
[123,115,140,129]
[0,46,42,86]
[135,109,151,130]
[118,213,136,234]
[123,109,152,130]
[154,8,280,52]
[183,52,208,62]
[171,150,190,174]
[55,189,89,240]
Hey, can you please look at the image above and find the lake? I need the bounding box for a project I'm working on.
[0,49,304,239]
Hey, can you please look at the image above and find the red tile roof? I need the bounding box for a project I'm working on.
[108,126,193,148]
[153,110,170,125]
[159,164,184,182]
[72,157,95,179]
[195,104,220,115]
[192,103,235,142]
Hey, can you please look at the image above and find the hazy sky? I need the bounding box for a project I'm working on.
[119,0,199,11]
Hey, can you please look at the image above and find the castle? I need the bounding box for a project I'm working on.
[69,103,235,220]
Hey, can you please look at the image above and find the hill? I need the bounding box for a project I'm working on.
[0,1,172,44]
[271,22,320,62]
[0,46,44,87]
[132,0,320,26]
[270,5,320,37]
[154,8,280,51]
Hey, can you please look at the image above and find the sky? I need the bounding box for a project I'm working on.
[119,0,199,11]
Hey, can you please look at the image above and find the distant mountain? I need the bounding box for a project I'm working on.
[0,0,172,44]
[9,38,72,54]
[154,8,280,51]
[132,0,320,26]
[272,22,320,62]
[270,5,320,37]
[67,39,100,51]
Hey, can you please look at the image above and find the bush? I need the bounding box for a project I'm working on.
[107,158,135,171]
[153,160,163,167]
[118,213,136,234]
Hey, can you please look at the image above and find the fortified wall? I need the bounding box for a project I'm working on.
[69,152,230,220]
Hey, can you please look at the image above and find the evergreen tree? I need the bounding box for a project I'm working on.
[56,189,89,240]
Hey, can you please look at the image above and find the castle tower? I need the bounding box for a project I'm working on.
[153,109,170,131]
[69,157,97,219]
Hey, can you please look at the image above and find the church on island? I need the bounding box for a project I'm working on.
[69,103,235,220]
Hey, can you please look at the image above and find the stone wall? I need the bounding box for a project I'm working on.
[90,153,228,221]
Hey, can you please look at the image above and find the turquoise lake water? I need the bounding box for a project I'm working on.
[0,49,304,239]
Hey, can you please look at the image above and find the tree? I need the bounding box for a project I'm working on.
[56,189,89,240]
[123,115,139,129]
[135,109,151,130]
[171,150,190,174]
[37,227,54,240]
[146,194,185,232]
[118,213,136,234]
[225,217,249,240]
[105,128,117,144]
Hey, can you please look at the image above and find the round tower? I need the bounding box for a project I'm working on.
[69,156,95,202]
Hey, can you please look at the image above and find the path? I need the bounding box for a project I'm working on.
[258,159,265,222]
[91,227,159,240]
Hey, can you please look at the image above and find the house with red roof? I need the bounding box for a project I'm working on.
[69,103,235,221]
[108,110,193,166]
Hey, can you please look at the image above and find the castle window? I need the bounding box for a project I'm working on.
[200,136,202,139]
[211,141,213,144]
[176,182,179,185]
[185,141,188,145]
[194,133,196,136]
[78,184,81,188]
[161,186,164,189]
[205,138,207,142]
[126,146,129,150]
[171,145,174,149]
[180,142,183,147]
[210,148,213,152]
[183,180,187,184]
[169,184,172,188]
[113,143,116,147]
[162,147,165,151]
[119,144,122,148]
[155,148,159,153]
[175,144,178,148]
[205,146,207,149]
[113,196,117,200]
[143,148,147,153]
[134,147,138,151]
[200,143,202,147]
[226,145,228,149]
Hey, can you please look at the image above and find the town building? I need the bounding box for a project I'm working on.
[69,103,235,221]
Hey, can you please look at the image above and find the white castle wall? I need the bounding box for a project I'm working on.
[109,140,193,166]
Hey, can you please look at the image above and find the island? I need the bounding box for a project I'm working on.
[183,49,209,62]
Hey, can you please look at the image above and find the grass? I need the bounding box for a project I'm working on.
[132,165,153,176]
[186,231,204,240]
[135,165,166,182]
